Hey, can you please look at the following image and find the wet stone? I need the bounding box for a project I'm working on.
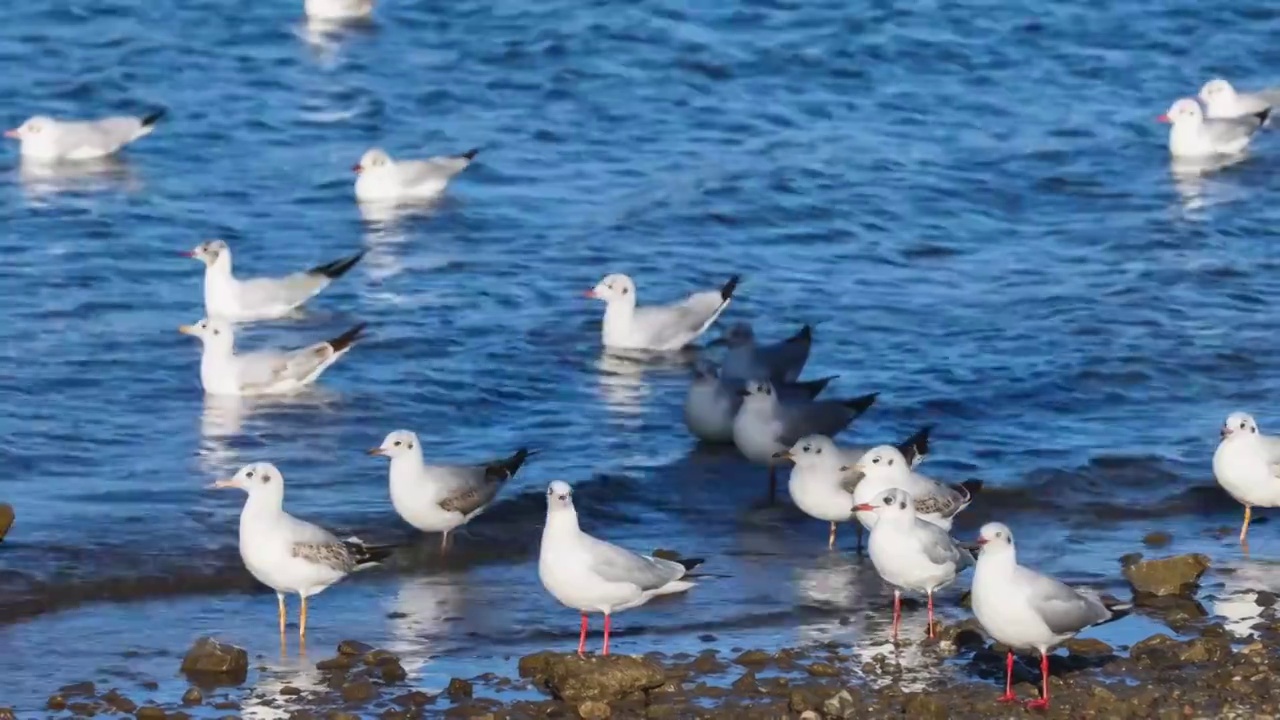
[730,670,760,692]
[446,677,473,700]
[103,689,138,713]
[181,687,203,705]
[338,640,374,656]
[380,660,408,683]
[316,655,355,671]
[578,700,611,719]
[1065,638,1115,656]
[0,502,13,542]
[325,713,360,720]
[180,637,249,684]
[0,709,14,720]
[1143,531,1173,547]
[805,661,840,677]
[280,685,303,696]
[1256,591,1278,607]
[135,707,167,720]
[212,701,239,710]
[169,713,192,720]
[823,689,858,719]
[59,681,96,696]
[1122,553,1211,596]
[340,678,377,703]
[517,652,665,704]
[733,650,771,666]
[67,701,99,716]
[363,649,399,666]
[391,691,432,708]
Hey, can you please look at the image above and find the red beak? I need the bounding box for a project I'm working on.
[180,250,195,257]
[3,129,19,139]
[1156,114,1170,123]
[583,289,597,298]
[352,164,362,173]
[1221,427,1231,439]
[976,537,988,546]
[853,503,875,512]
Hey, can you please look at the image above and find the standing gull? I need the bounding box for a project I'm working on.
[712,322,812,383]
[856,488,973,640]
[1199,78,1280,121]
[587,273,738,351]
[731,380,879,501]
[682,360,836,444]
[538,481,703,655]
[5,110,165,161]
[971,522,1130,710]
[368,430,534,551]
[210,462,393,637]
[186,240,364,323]
[354,147,478,202]
[1159,98,1267,158]
[179,318,365,396]
[773,428,932,550]
[849,445,980,532]
[1213,411,1280,545]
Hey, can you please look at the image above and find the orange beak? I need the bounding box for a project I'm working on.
[1156,114,1170,123]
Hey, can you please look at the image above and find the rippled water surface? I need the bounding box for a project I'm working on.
[4,0,1280,712]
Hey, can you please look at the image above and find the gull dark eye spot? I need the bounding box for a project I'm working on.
[262,474,271,483]
[815,448,823,454]
[883,495,893,505]
[246,471,255,479]
[887,458,895,466]
[407,442,414,449]
[899,501,906,509]
[872,457,880,464]
[393,441,401,447]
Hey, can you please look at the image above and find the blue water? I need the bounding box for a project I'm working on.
[3,0,1280,713]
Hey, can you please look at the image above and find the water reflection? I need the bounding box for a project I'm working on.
[1169,155,1250,213]
[17,157,139,199]
[197,392,345,474]
[382,575,465,677]
[1212,556,1280,637]
[358,198,445,227]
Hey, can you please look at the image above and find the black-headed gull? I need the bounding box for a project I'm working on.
[353,147,478,202]
[711,322,812,383]
[773,428,931,550]
[306,0,373,21]
[587,273,738,351]
[210,462,394,637]
[1213,411,1280,546]
[5,110,164,161]
[368,430,534,551]
[855,488,973,640]
[971,522,1130,710]
[1159,98,1267,158]
[1199,78,1280,121]
[682,360,836,444]
[179,318,365,396]
[538,481,703,656]
[731,380,878,501]
[186,240,364,323]
[849,445,980,532]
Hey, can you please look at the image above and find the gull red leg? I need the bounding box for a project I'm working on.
[996,650,1017,703]
[927,590,935,639]
[1024,651,1050,710]
[892,589,901,641]
[602,614,612,656]
[577,614,588,657]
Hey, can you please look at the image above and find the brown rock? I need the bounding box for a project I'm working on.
[168,713,192,720]
[67,701,98,716]
[103,689,138,713]
[135,707,167,720]
[325,713,360,720]
[0,708,15,720]
[317,654,355,671]
[823,689,858,719]
[338,640,375,656]
[340,678,377,703]
[280,685,303,696]
[181,687,202,706]
[446,678,473,700]
[59,681,96,696]
[46,695,67,711]
[733,650,771,666]
[391,690,432,707]
[517,652,664,704]
[1131,633,1177,663]
[1142,531,1172,547]
[730,670,760,692]
[0,503,13,542]
[380,660,408,683]
[805,661,840,677]
[1121,553,1210,596]
[902,692,948,719]
[180,637,249,684]
[1065,638,1115,656]
[363,649,399,666]
[578,700,611,719]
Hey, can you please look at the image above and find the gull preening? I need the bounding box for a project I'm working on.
[731,380,878,501]
[971,522,1130,710]
[1199,78,1280,121]
[179,318,366,396]
[587,273,738,351]
[186,240,364,323]
[1213,411,1280,545]
[353,147,479,202]
[1159,98,1267,158]
[849,445,980,532]
[368,430,534,551]
[5,110,165,161]
[856,488,973,640]
[538,481,703,656]
[713,322,812,383]
[210,462,394,637]
[682,360,835,444]
[305,0,373,21]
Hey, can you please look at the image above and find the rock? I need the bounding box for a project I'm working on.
[379,660,408,683]
[59,681,96,696]
[340,678,377,703]
[181,687,202,706]
[730,670,760,692]
[578,700,611,719]
[805,661,840,677]
[103,689,138,713]
[1122,553,1210,596]
[363,649,399,666]
[1143,531,1172,547]
[135,707,167,720]
[338,640,375,656]
[0,503,13,542]
[788,688,825,713]
[67,701,97,716]
[733,649,771,666]
[1065,638,1114,656]
[517,652,664,704]
[1256,591,1278,607]
[902,692,948,719]
[798,713,821,720]
[0,709,14,720]
[390,691,432,708]
[823,689,858,719]
[446,678,473,700]
[180,637,249,684]
[46,696,67,711]
[326,713,360,720]
[280,686,302,696]
[169,713,192,720]
[316,655,355,671]
[1131,634,1177,664]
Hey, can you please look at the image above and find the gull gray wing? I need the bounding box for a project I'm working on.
[581,533,687,591]
[400,149,478,186]
[239,324,365,391]
[632,276,738,348]
[1018,566,1113,635]
[292,538,393,573]
[237,251,363,309]
[915,519,971,568]
[435,448,532,516]
[1204,114,1266,146]
[778,392,878,446]
[756,324,812,381]
[912,477,972,519]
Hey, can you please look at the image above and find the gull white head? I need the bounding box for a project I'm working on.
[1221,411,1259,440]
[546,480,574,513]
[4,115,56,150]
[586,273,636,304]
[185,239,229,266]
[739,379,777,406]
[976,521,1015,557]
[209,461,285,504]
[178,317,235,351]
[354,148,393,175]
[853,445,909,479]
[1158,98,1203,126]
[367,429,421,459]
[854,487,915,521]
[1198,78,1237,107]
[774,434,840,466]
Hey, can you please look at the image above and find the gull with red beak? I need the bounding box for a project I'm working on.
[1213,411,1280,546]
[855,488,972,641]
[209,462,394,639]
[179,318,366,395]
[586,273,739,351]
[1158,97,1267,158]
[5,110,165,161]
[848,445,981,532]
[185,239,364,323]
[353,147,479,202]
[970,522,1130,711]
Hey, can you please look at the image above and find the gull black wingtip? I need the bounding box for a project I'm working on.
[794,374,838,398]
[327,322,368,353]
[1254,108,1272,126]
[461,148,481,161]
[310,250,366,279]
[140,109,167,127]
[347,540,396,566]
[677,557,706,572]
[842,391,880,415]
[720,275,741,301]
[898,424,934,462]
[958,479,984,497]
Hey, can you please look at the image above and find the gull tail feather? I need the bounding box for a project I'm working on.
[343,540,396,568]
[484,447,538,482]
[719,275,741,302]
[793,375,838,399]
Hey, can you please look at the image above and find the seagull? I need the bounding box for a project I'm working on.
[538,480,703,656]
[368,430,534,551]
[856,488,973,640]
[971,522,1130,710]
[1158,98,1267,158]
[209,462,393,638]
[849,445,980,532]
[731,380,879,501]
[353,147,478,202]
[305,0,373,20]
[586,273,738,351]
[773,428,932,550]
[1199,78,1280,121]
[1213,411,1280,545]
[5,110,165,161]
[179,318,365,396]
[682,360,837,444]
[185,240,364,323]
[711,322,812,383]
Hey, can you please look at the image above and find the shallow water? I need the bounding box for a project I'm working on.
[3,0,1280,713]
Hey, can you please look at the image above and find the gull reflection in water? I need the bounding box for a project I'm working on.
[1212,556,1280,637]
[296,15,375,57]
[594,351,654,415]
[381,575,466,681]
[1169,155,1249,213]
[197,392,344,474]
[358,197,445,227]
[240,649,326,720]
[18,157,139,200]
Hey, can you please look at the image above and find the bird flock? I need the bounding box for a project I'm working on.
[9,3,1279,712]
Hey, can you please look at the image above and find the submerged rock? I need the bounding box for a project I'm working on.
[338,640,374,656]
[1121,553,1210,596]
[1142,531,1172,548]
[180,637,249,684]
[0,502,13,542]
[135,706,167,720]
[445,678,473,700]
[181,687,202,706]
[518,652,665,703]
[1064,638,1114,656]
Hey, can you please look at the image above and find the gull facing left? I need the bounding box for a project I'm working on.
[587,273,738,351]
[179,318,365,396]
[1213,411,1280,545]
[712,321,812,383]
[5,110,165,161]
[1199,78,1280,121]
[1159,98,1267,158]
[186,240,364,323]
[210,462,393,637]
[354,147,479,202]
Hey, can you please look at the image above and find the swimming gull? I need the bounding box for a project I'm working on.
[1199,78,1280,121]
[682,359,836,444]
[306,0,373,20]
[354,147,478,202]
[186,239,364,323]
[711,321,812,383]
[5,110,165,161]
[179,318,366,396]
[1159,98,1267,158]
[587,273,738,351]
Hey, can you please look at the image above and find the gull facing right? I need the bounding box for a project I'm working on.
[368,430,534,551]
[5,110,165,161]
[179,318,365,396]
[185,240,364,323]
[682,360,836,444]
[587,273,738,351]
[1212,411,1280,545]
